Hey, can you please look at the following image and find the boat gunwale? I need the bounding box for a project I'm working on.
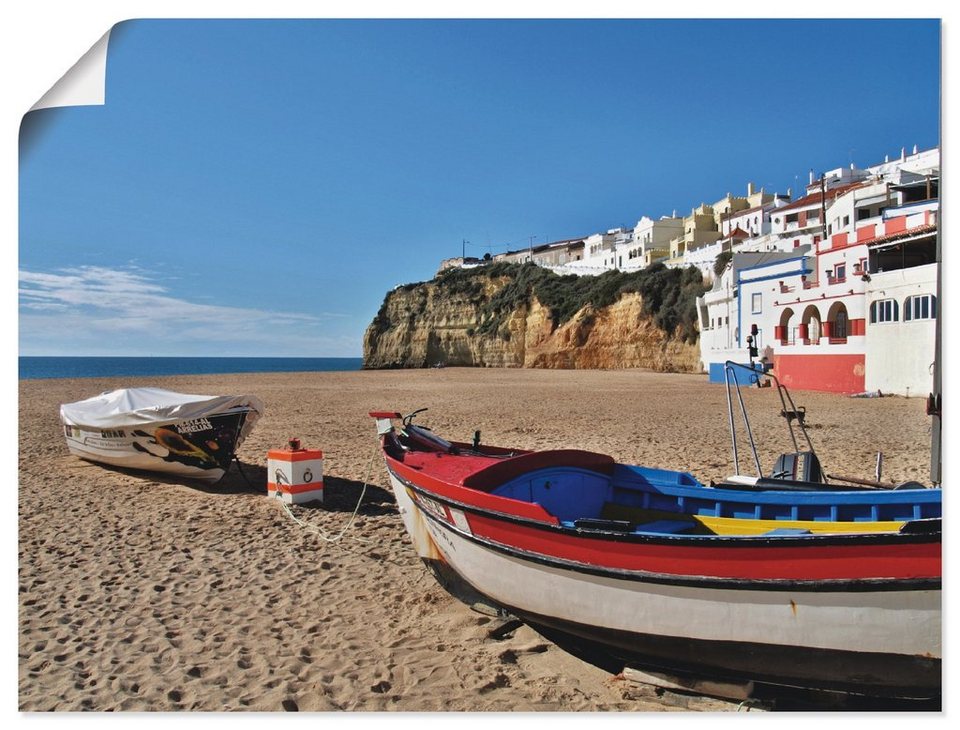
[384,459,942,549]
[397,475,941,592]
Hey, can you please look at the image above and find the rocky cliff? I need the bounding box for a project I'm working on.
[363,262,706,372]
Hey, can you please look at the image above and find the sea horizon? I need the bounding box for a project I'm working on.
[18,355,364,380]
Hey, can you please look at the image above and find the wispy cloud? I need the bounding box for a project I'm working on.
[19,265,359,356]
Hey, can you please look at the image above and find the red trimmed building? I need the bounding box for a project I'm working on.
[697,150,938,395]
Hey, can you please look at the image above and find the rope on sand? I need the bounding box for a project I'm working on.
[273,444,379,545]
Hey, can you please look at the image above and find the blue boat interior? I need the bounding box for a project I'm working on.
[487,463,941,533]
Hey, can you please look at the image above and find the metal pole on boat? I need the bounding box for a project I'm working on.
[723,364,740,475]
[724,362,764,477]
[774,383,803,454]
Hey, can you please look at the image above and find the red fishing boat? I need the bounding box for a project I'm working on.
[369,409,940,698]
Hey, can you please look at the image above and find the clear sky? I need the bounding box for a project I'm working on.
[18,18,941,357]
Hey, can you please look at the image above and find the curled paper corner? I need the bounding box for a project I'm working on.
[30,28,112,112]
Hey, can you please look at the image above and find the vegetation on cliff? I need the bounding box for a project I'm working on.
[416,261,708,343]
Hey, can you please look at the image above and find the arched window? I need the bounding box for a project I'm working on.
[834,309,848,339]
[800,305,822,345]
[778,307,795,345]
[826,301,849,342]
[869,299,899,323]
[904,294,937,321]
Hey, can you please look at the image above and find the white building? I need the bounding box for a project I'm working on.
[624,215,683,268]
[698,192,938,395]
[865,264,938,396]
[580,227,633,270]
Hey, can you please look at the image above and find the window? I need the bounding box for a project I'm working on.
[904,295,937,322]
[843,215,850,227]
[834,310,848,339]
[835,264,846,280]
[870,299,899,324]
[857,208,871,221]
[751,292,762,314]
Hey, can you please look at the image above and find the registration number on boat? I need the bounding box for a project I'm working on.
[177,418,213,434]
[416,494,449,522]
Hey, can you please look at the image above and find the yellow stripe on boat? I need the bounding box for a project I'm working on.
[598,502,906,536]
[696,515,905,535]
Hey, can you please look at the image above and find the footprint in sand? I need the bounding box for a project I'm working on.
[370,680,392,694]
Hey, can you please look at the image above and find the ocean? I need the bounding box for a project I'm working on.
[19,356,364,380]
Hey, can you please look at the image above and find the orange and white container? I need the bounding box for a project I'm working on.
[267,439,324,504]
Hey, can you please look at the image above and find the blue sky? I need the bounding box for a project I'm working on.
[18,18,941,357]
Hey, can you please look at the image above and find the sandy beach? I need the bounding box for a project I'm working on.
[18,368,936,712]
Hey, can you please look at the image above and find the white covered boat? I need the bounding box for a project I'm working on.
[60,387,263,483]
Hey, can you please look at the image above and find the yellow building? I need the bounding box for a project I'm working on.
[671,203,722,258]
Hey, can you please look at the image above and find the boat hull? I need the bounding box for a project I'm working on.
[62,409,252,483]
[384,468,941,697]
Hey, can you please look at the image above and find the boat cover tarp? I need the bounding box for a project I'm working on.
[60,387,264,443]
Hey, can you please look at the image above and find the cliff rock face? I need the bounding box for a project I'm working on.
[363,272,702,372]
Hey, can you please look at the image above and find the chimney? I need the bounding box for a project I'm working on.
[747,181,755,196]
[786,187,792,198]
[901,147,906,161]
[885,154,889,163]
[809,169,814,185]
[913,144,918,154]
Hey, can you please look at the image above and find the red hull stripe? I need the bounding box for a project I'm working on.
[417,503,938,591]
[466,511,939,581]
